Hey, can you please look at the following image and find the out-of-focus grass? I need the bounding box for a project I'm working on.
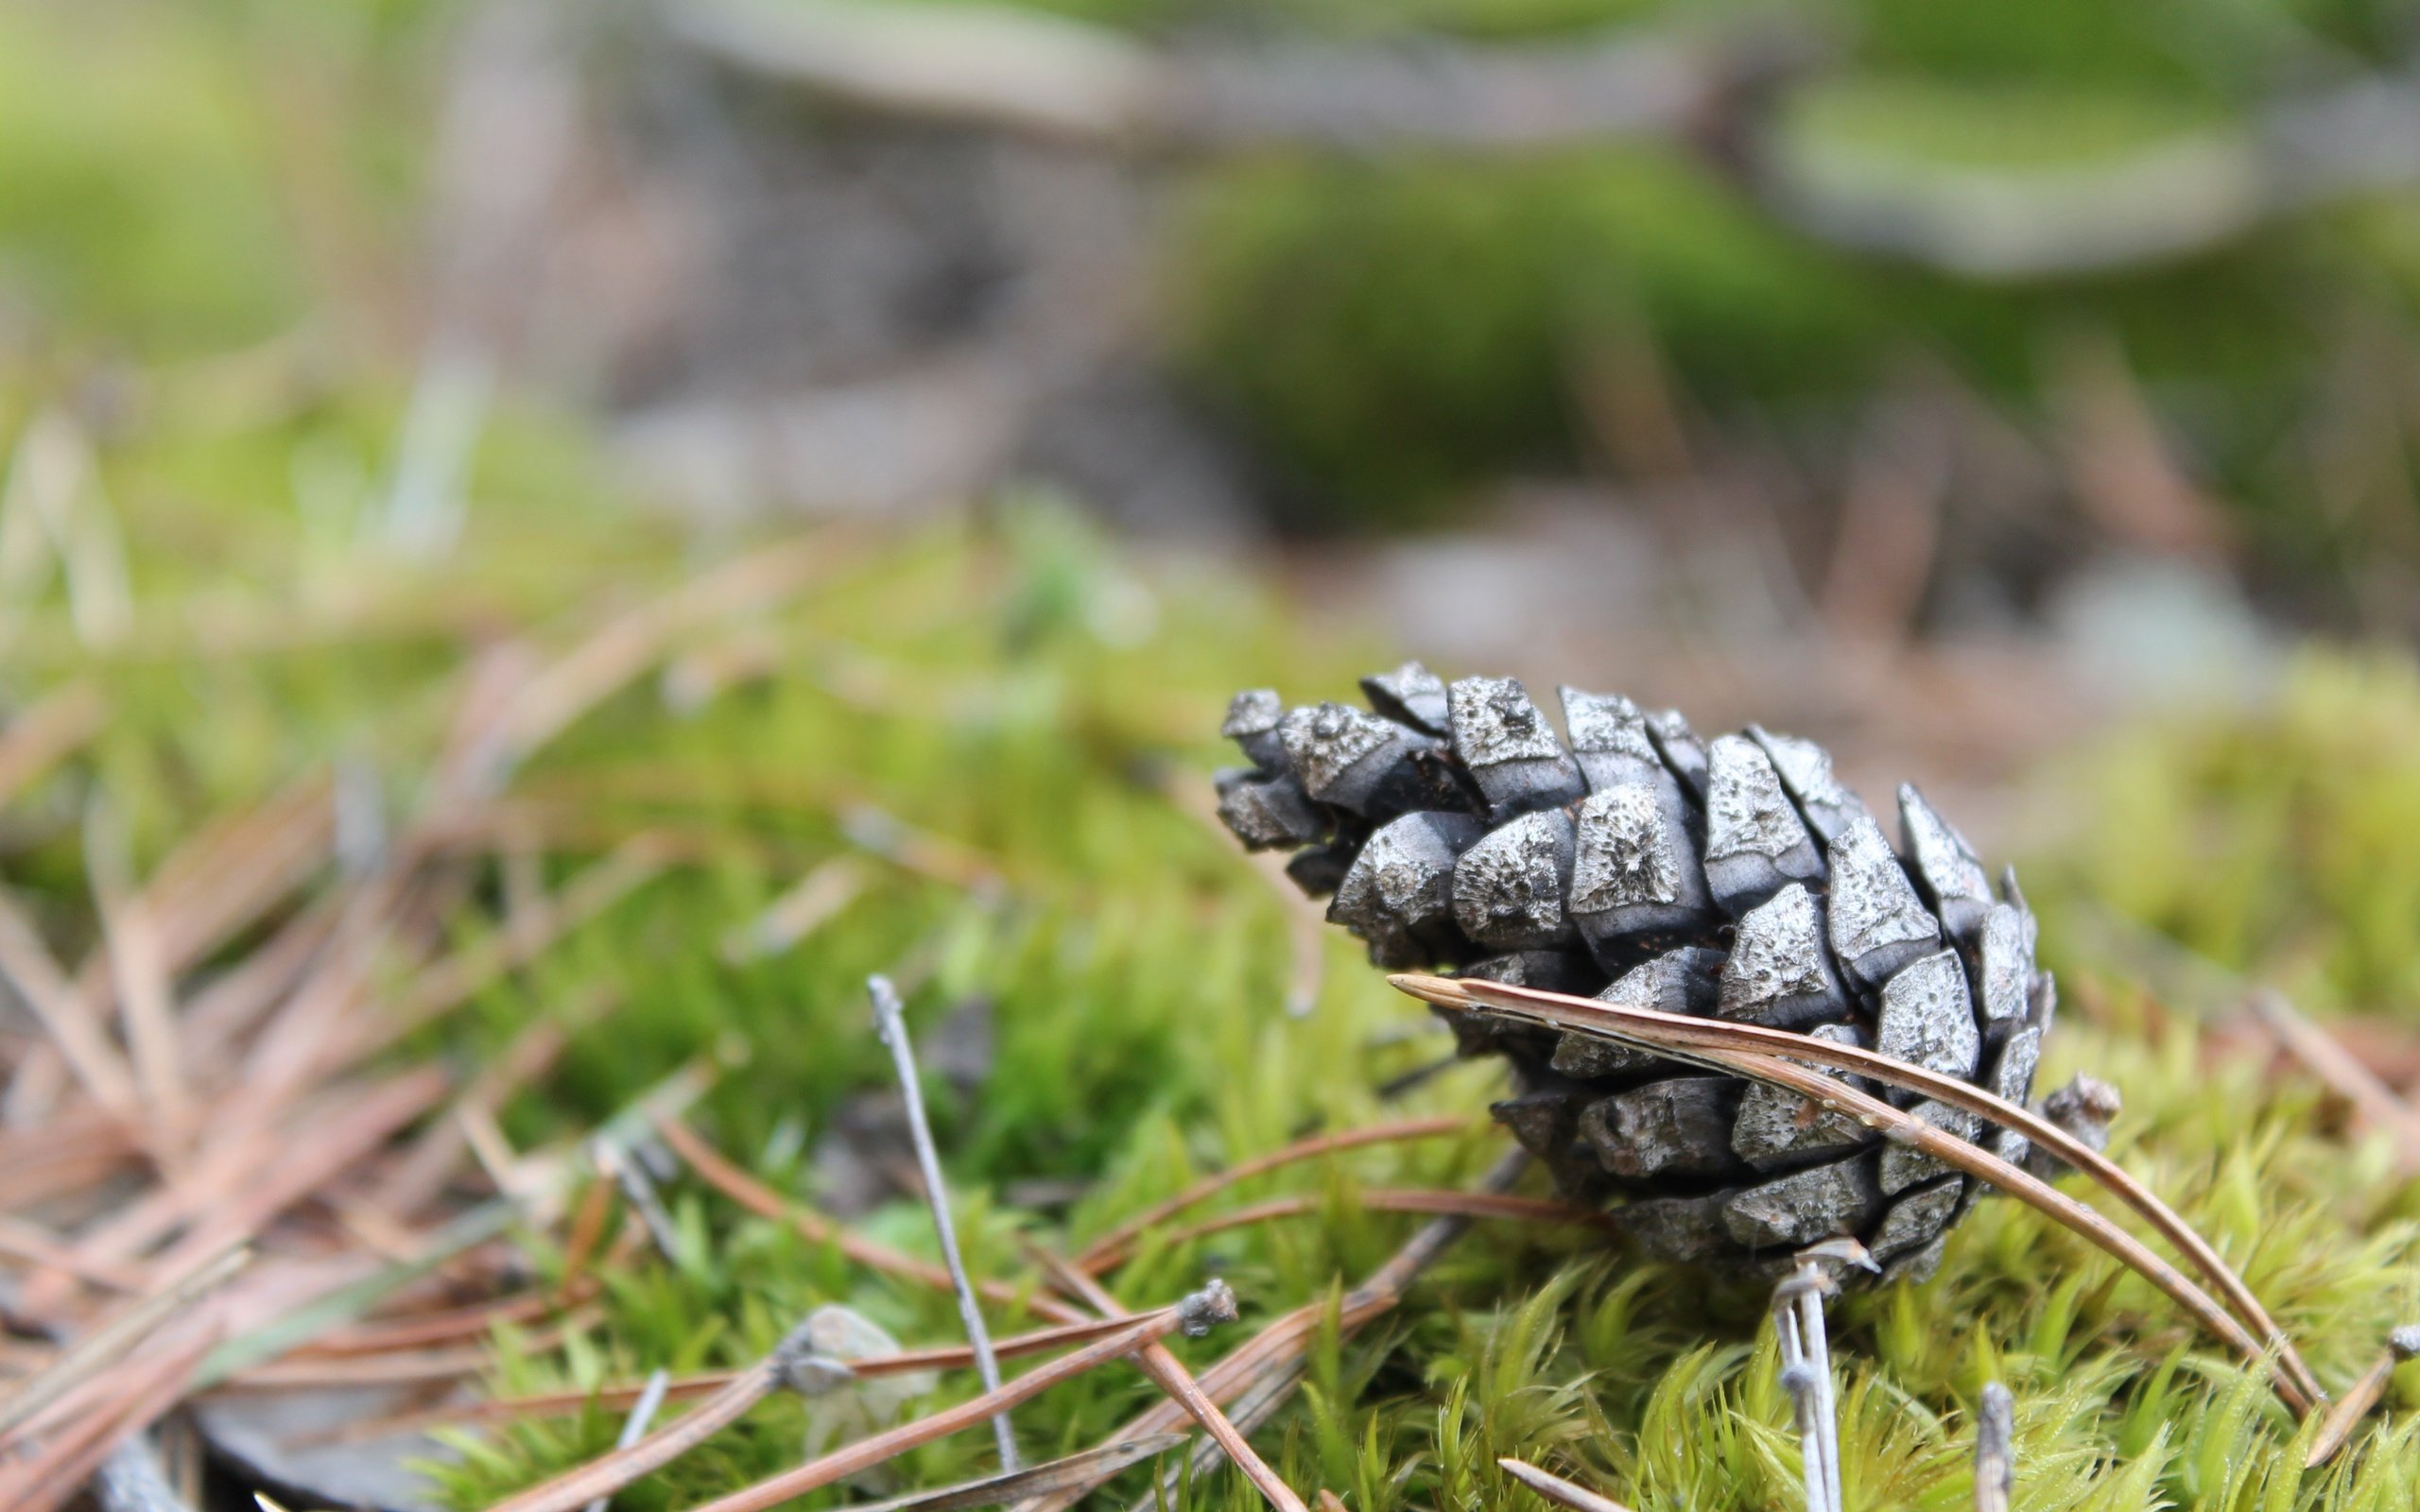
[2041,654,2420,1016]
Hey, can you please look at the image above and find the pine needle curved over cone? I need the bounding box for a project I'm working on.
[1391,971,2321,1416]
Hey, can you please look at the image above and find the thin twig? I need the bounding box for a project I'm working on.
[1772,1242,1866,1512]
[580,1367,670,1512]
[1395,971,2322,1414]
[872,973,1017,1470]
[1028,1246,1305,1512]
[1498,1456,1638,1512]
[1975,1381,2014,1512]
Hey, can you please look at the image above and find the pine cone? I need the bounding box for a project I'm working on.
[1215,665,2056,1282]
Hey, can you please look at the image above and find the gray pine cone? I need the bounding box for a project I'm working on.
[1215,664,2057,1282]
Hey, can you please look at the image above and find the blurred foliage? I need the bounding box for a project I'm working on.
[2041,653,2420,1015]
[1144,0,2420,558]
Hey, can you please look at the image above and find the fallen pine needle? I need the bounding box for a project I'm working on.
[2304,1325,2420,1469]
[1029,1246,1303,1512]
[1394,971,2321,1415]
[494,1294,1222,1512]
[1070,1114,1473,1273]
[844,1435,1185,1512]
[0,1244,250,1443]
[682,1301,1222,1512]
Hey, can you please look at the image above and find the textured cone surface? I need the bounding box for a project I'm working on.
[1216,664,2056,1279]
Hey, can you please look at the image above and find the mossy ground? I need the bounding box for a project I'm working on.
[10,4,2420,1504]
[10,419,2420,1506]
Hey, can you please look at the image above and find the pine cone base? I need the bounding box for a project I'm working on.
[1217,664,2056,1280]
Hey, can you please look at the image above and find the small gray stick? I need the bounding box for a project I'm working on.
[1974,1381,2013,1512]
[593,1139,682,1262]
[581,1367,672,1512]
[1797,1285,1842,1512]
[1774,1310,1830,1512]
[870,974,1019,1471]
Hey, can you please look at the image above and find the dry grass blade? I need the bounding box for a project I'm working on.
[2247,988,2420,1173]
[683,1310,1189,1512]
[0,1245,250,1442]
[1496,1457,1638,1512]
[2303,1327,2420,1469]
[843,1435,1186,1512]
[1070,1115,1471,1273]
[1028,1247,1305,1512]
[1396,972,2321,1413]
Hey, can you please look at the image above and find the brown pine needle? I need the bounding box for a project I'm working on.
[302,1312,1172,1447]
[2304,1326,2420,1469]
[495,1304,1195,1512]
[0,679,106,810]
[0,885,141,1119]
[0,1326,218,1512]
[683,1309,1194,1512]
[1394,971,2321,1415]
[1052,1150,1533,1512]
[1497,1457,1638,1512]
[1082,1189,1615,1273]
[844,1434,1186,1512]
[0,1244,250,1443]
[1070,1115,1472,1273]
[483,1358,785,1512]
[652,1114,1092,1327]
[1029,1246,1305,1512]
